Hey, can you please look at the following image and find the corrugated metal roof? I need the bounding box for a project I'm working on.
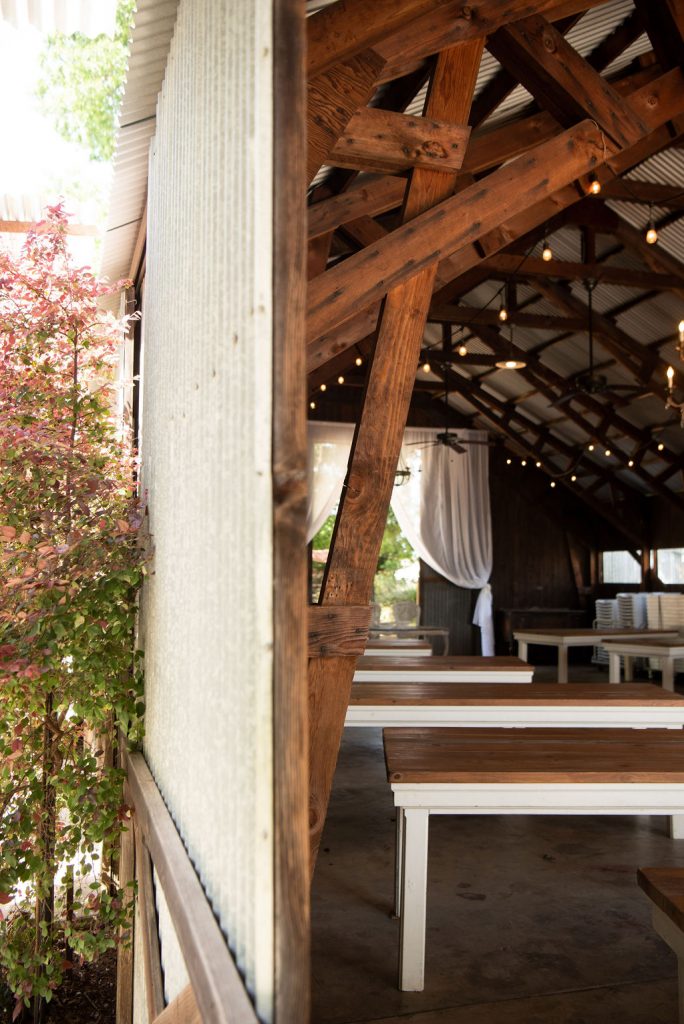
[99,0,179,299]
[0,0,116,35]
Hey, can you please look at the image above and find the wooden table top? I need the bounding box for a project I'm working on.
[365,639,432,650]
[383,727,684,783]
[601,637,684,653]
[356,655,528,671]
[513,628,680,641]
[637,867,684,931]
[352,682,684,707]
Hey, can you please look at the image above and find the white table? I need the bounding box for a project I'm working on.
[513,628,680,683]
[353,655,533,684]
[385,726,684,992]
[602,636,684,691]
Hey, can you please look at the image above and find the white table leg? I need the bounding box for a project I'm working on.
[652,907,684,1021]
[393,810,404,918]
[608,650,621,684]
[623,655,634,682]
[557,645,568,684]
[517,639,528,663]
[669,816,684,839]
[662,658,675,693]
[399,807,430,992]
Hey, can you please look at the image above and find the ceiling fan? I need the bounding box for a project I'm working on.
[550,281,646,407]
[406,360,493,453]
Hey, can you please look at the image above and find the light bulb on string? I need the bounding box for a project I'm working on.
[657,442,665,452]
[628,459,634,468]
[587,443,595,452]
[645,205,658,245]
[604,449,611,457]
[521,459,527,467]
[550,481,556,488]
[498,297,508,322]
[337,375,345,384]
[506,458,512,465]
[542,240,553,261]
[422,361,431,373]
[320,383,327,392]
[310,401,316,410]
[571,475,577,482]
[355,356,363,367]
[457,343,468,357]
[588,173,601,195]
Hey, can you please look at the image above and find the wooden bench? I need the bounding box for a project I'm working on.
[384,726,684,992]
[364,639,433,657]
[638,867,684,1021]
[346,681,684,728]
[354,655,533,683]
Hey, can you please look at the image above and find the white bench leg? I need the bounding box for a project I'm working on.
[623,655,634,681]
[608,650,621,684]
[652,906,684,1022]
[662,659,675,692]
[399,807,430,992]
[393,810,404,918]
[669,816,684,839]
[517,639,528,663]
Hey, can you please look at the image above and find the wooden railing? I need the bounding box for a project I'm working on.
[118,747,259,1024]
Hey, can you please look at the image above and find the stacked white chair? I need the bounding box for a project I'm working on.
[593,598,617,667]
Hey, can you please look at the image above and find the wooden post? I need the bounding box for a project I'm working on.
[308,39,484,870]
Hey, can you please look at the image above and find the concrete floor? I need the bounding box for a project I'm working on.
[311,666,684,1024]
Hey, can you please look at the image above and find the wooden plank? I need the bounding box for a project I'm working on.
[115,820,135,1024]
[602,178,684,210]
[384,727,684,784]
[308,176,405,240]
[306,0,604,79]
[308,40,484,872]
[135,827,166,1023]
[488,15,648,147]
[273,0,311,1015]
[307,49,385,184]
[309,605,371,657]
[124,750,259,1024]
[465,111,559,174]
[429,304,587,330]
[153,985,202,1024]
[307,119,606,344]
[329,108,470,174]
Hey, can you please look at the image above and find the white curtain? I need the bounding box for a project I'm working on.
[307,421,354,542]
[306,422,494,655]
[391,428,494,655]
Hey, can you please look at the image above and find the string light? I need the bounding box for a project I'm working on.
[422,361,431,373]
[506,458,512,465]
[521,459,527,466]
[535,461,542,468]
[542,240,553,261]
[498,297,508,322]
[320,383,327,391]
[604,448,611,457]
[645,204,658,245]
[666,365,684,425]
[657,442,665,452]
[310,401,316,409]
[337,375,345,384]
[355,356,363,366]
[588,173,601,195]
[628,459,634,467]
[457,343,468,357]
[571,474,577,482]
[587,443,595,452]
[550,481,556,488]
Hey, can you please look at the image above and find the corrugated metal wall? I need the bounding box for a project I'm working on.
[137,0,274,1018]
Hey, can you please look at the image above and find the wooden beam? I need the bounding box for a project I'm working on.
[488,15,648,148]
[308,40,484,872]
[602,178,684,209]
[428,305,587,331]
[308,119,606,344]
[307,72,684,371]
[482,253,684,291]
[307,49,385,184]
[328,107,470,174]
[633,0,684,70]
[308,176,405,240]
[308,605,371,657]
[135,829,166,1023]
[115,822,135,1024]
[306,0,606,80]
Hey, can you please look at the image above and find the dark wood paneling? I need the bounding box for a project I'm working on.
[419,563,479,655]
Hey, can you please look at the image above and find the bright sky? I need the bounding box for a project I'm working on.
[0,9,117,258]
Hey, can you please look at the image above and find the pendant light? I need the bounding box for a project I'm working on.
[495,325,526,370]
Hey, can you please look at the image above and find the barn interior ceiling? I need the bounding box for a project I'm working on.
[305,0,684,546]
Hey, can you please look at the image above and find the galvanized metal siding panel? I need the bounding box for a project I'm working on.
[137,0,274,1019]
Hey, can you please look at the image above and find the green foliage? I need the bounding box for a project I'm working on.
[0,204,143,1016]
[377,507,414,573]
[36,0,135,162]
